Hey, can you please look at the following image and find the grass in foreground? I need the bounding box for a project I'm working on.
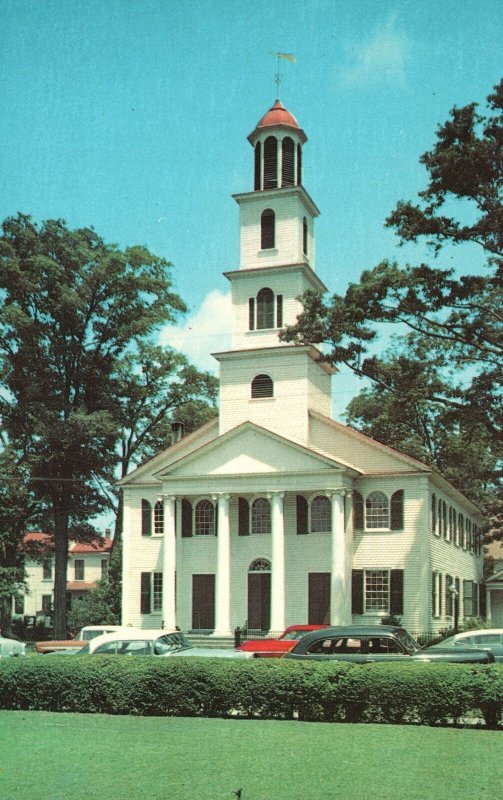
[1,711,500,800]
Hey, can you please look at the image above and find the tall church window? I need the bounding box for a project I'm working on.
[256,287,274,328]
[261,209,275,249]
[254,142,261,190]
[263,136,278,188]
[281,136,294,186]
[365,491,389,529]
[303,217,308,255]
[194,499,215,536]
[297,143,302,184]
[311,495,331,533]
[251,374,273,398]
[251,498,271,534]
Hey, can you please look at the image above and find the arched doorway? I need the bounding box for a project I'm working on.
[248,559,271,631]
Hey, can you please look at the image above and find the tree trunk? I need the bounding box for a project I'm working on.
[0,595,12,636]
[53,508,70,639]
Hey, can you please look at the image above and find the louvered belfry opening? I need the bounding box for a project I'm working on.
[263,136,278,189]
[297,143,302,184]
[282,136,295,186]
[251,373,273,398]
[254,142,261,190]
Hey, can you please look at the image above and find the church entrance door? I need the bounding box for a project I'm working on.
[192,574,215,630]
[248,572,271,631]
[308,572,331,624]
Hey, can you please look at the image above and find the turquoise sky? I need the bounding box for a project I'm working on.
[1,0,501,419]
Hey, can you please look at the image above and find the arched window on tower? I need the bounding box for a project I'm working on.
[261,209,275,250]
[303,217,308,256]
[263,136,278,188]
[251,374,273,398]
[254,142,261,190]
[297,143,302,184]
[282,137,295,186]
[256,287,274,328]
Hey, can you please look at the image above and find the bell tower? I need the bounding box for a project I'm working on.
[214,100,334,443]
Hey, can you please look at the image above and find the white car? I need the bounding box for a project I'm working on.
[0,633,26,658]
[428,628,503,662]
[36,624,126,654]
[79,628,253,659]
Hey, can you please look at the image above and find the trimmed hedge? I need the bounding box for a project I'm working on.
[0,657,501,727]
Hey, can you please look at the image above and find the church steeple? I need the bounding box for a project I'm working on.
[214,100,333,444]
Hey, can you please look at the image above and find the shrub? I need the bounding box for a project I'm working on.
[0,656,501,727]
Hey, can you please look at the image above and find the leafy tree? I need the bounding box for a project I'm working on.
[282,80,502,536]
[66,545,122,630]
[0,214,210,636]
[0,449,36,633]
[106,343,217,542]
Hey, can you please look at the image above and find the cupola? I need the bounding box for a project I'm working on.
[248,100,307,191]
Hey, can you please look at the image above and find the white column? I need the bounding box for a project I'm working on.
[213,494,232,636]
[270,492,286,633]
[162,495,177,630]
[486,587,492,625]
[330,489,352,625]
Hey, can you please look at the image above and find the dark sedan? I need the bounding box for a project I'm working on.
[283,625,495,664]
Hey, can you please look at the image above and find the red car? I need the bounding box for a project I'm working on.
[239,624,329,658]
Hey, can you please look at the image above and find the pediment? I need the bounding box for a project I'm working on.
[154,422,344,478]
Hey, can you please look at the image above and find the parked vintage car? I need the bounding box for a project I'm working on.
[239,624,329,657]
[35,624,125,654]
[0,633,26,658]
[79,628,253,659]
[283,625,496,664]
[427,629,503,662]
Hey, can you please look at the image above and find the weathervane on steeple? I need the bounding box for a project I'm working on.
[271,52,296,99]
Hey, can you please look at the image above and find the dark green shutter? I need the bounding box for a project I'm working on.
[296,495,308,534]
[141,500,152,536]
[390,490,404,530]
[181,499,193,537]
[238,497,249,536]
[249,298,255,330]
[140,572,151,614]
[479,583,486,619]
[276,295,283,327]
[353,491,364,530]
[352,570,364,614]
[390,570,404,615]
[214,502,218,536]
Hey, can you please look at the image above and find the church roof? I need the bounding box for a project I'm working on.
[248,100,307,144]
[257,100,300,130]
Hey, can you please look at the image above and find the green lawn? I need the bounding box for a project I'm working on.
[1,711,500,800]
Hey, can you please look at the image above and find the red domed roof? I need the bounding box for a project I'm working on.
[257,100,300,130]
[248,100,307,144]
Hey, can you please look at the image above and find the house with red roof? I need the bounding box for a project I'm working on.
[13,531,112,625]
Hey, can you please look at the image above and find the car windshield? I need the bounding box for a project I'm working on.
[395,629,422,654]
[154,632,192,654]
[282,630,308,641]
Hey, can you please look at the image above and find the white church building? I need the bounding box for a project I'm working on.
[120,99,485,637]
